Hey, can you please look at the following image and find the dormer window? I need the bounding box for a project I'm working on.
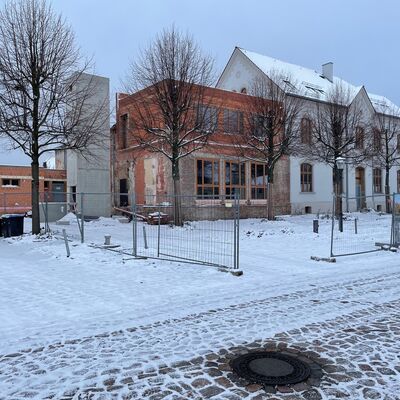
[305,85,324,96]
[282,80,296,92]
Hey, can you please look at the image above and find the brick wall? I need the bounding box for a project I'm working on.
[112,85,291,218]
[0,165,66,214]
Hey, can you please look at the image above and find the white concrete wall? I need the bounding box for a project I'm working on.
[66,73,111,217]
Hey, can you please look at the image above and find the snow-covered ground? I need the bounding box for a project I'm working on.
[0,213,399,399]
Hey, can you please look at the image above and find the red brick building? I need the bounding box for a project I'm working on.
[112,85,290,218]
[0,165,66,214]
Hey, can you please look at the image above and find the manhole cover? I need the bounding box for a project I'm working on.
[231,351,311,386]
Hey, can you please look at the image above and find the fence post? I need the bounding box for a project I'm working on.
[330,195,335,258]
[233,192,240,270]
[313,219,319,233]
[62,229,70,257]
[143,225,148,249]
[131,193,137,257]
[80,192,84,243]
[157,200,161,257]
[354,218,358,234]
[45,191,49,233]
[390,192,395,247]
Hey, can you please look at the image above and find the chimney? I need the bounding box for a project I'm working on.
[322,62,333,82]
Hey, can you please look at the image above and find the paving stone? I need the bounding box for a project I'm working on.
[245,383,263,392]
[199,385,225,398]
[191,378,211,388]
[215,376,234,388]
[303,389,323,399]
[362,388,382,399]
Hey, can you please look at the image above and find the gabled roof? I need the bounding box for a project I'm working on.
[238,48,361,103]
[230,48,399,115]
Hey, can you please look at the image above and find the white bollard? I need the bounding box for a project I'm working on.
[104,234,111,246]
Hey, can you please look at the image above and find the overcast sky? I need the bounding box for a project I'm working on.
[1,0,399,165]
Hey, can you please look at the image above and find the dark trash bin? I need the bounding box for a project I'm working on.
[1,214,25,237]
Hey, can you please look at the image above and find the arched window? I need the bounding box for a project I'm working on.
[300,117,312,144]
[240,87,247,94]
[300,163,313,192]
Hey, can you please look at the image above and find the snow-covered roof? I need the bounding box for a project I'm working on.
[238,48,399,115]
[368,93,400,115]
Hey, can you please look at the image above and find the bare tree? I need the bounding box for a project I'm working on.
[0,0,106,234]
[305,83,367,216]
[367,102,400,212]
[124,26,217,225]
[234,73,303,220]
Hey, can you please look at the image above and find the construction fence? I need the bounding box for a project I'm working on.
[330,193,399,257]
[25,191,241,270]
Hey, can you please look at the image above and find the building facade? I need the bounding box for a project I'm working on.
[0,165,66,214]
[113,86,291,219]
[66,73,111,217]
[217,47,400,214]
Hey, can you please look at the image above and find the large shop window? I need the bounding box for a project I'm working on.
[196,159,219,199]
[300,163,313,192]
[251,163,268,199]
[225,161,246,199]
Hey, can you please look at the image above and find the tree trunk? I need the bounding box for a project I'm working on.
[385,166,391,214]
[31,156,41,234]
[267,182,274,220]
[172,159,182,226]
[333,165,341,218]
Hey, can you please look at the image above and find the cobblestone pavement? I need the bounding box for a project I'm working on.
[1,272,400,399]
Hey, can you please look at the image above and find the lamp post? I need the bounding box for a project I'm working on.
[335,156,345,232]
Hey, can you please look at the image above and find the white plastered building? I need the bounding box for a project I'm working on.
[216,47,400,214]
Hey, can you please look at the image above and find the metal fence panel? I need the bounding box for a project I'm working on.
[134,194,239,269]
[36,191,240,270]
[331,193,393,257]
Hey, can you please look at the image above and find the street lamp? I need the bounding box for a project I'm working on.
[335,157,345,232]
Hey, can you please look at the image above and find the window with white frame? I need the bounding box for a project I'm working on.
[373,168,382,193]
[300,163,313,192]
[2,178,20,187]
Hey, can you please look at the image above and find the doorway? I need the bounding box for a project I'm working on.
[119,179,128,206]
